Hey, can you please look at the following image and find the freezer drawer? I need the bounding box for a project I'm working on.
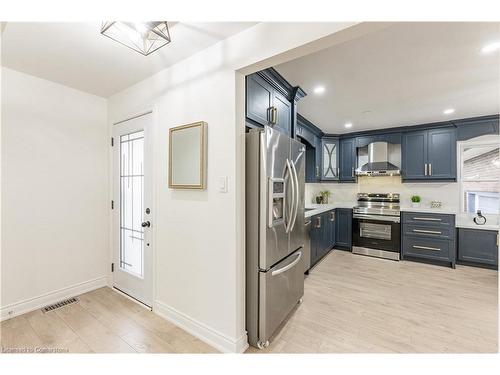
[259,248,304,344]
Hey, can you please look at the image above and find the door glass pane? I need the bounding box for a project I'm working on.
[120,130,144,277]
[360,222,391,240]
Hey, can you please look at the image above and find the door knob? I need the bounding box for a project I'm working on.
[141,221,151,228]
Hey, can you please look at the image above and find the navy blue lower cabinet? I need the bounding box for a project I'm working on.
[309,210,336,267]
[335,208,352,250]
[309,214,322,267]
[401,212,456,268]
[458,228,498,268]
[328,210,336,247]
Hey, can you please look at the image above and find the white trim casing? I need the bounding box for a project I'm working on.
[154,300,249,353]
[0,276,107,321]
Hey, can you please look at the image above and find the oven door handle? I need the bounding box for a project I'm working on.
[353,214,400,223]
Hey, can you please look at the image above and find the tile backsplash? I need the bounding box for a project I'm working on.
[306,176,460,209]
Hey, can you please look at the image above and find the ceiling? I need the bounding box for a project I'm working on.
[1,22,256,97]
[275,22,500,134]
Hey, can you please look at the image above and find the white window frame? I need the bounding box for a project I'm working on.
[457,134,500,214]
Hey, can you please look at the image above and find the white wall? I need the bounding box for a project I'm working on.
[1,68,109,319]
[107,22,379,352]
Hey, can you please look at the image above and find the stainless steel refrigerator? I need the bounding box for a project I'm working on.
[245,126,305,349]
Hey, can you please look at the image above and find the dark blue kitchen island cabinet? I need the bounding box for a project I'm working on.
[335,208,352,250]
[458,228,498,268]
[339,138,357,182]
[401,127,456,182]
[310,210,336,267]
[401,211,456,268]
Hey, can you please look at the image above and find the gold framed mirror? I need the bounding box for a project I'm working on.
[168,121,207,189]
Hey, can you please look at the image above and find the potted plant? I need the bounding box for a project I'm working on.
[411,195,421,208]
[320,190,331,204]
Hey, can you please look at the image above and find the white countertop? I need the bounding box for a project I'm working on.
[456,214,499,231]
[399,206,459,215]
[399,206,499,231]
[305,203,500,231]
[305,203,354,218]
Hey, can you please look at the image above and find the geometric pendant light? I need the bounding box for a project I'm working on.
[100,22,171,56]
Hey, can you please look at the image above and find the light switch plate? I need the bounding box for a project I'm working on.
[218,176,228,193]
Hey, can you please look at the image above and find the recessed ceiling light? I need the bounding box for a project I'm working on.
[313,86,325,95]
[481,41,500,54]
[344,122,353,129]
[443,108,455,115]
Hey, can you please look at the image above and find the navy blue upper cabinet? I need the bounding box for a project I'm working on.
[339,138,357,182]
[245,71,293,135]
[297,114,323,182]
[402,130,427,180]
[427,128,456,180]
[402,127,456,181]
[356,132,402,148]
[246,74,273,126]
[321,137,339,181]
[272,91,292,135]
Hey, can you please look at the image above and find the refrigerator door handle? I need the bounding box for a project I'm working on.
[284,159,295,233]
[289,160,300,232]
[271,251,302,276]
[293,147,305,165]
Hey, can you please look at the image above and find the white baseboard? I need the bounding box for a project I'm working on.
[0,276,108,321]
[154,300,249,353]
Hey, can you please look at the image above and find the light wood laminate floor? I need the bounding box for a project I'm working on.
[1,287,217,353]
[248,250,498,353]
[2,251,497,354]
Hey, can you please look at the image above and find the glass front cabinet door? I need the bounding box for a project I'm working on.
[321,137,339,181]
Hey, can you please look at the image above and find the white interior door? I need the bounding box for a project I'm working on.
[112,113,153,307]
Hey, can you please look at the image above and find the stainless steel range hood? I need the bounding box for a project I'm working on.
[356,141,400,176]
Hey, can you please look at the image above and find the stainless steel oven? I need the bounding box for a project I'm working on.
[352,193,401,261]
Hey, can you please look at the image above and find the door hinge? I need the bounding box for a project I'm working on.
[111,137,114,147]
[111,263,114,272]
[111,200,114,209]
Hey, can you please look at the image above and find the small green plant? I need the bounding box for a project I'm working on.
[411,195,421,203]
[320,190,331,203]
